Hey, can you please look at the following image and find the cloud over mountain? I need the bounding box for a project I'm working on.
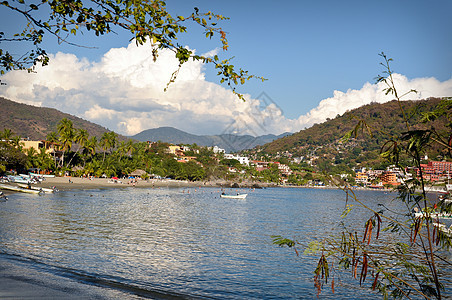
[295,74,452,129]
[1,41,451,136]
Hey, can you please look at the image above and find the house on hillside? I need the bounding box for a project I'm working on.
[167,145,181,155]
[355,171,369,185]
[224,153,249,166]
[176,156,197,163]
[211,146,225,154]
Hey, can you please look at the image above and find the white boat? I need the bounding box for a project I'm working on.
[8,176,25,183]
[220,193,248,199]
[446,184,452,192]
[0,183,42,194]
[29,172,55,178]
[19,174,43,182]
[17,184,56,193]
[414,211,452,220]
[433,222,452,238]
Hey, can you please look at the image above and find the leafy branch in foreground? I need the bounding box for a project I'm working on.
[274,54,452,299]
[0,0,265,99]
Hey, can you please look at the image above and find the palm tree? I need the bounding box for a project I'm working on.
[57,118,75,168]
[117,141,127,162]
[117,139,134,162]
[100,131,117,164]
[11,136,24,151]
[83,136,97,166]
[36,148,53,174]
[46,131,59,169]
[25,147,38,169]
[67,128,89,167]
[1,128,14,141]
[125,139,134,156]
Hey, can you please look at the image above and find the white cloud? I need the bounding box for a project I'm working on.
[294,74,452,131]
[0,42,250,136]
[1,41,451,138]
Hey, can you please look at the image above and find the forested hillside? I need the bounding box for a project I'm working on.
[0,97,118,140]
[247,98,448,170]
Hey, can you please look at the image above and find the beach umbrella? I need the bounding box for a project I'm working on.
[112,176,119,180]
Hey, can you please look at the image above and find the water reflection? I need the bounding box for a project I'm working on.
[0,187,449,298]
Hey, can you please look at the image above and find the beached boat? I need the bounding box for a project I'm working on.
[16,184,56,193]
[8,175,34,184]
[0,183,42,194]
[29,172,55,178]
[19,174,43,183]
[220,193,248,199]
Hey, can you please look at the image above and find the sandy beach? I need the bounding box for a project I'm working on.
[38,176,204,191]
[28,176,275,192]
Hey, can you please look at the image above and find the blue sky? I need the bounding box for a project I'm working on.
[1,0,451,136]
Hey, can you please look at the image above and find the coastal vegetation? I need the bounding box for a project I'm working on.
[0,120,281,183]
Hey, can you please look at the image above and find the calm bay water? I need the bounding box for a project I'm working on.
[0,187,450,299]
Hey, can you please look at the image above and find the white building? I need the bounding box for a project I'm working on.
[212,146,225,154]
[224,153,250,166]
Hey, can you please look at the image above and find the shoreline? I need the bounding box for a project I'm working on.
[7,176,276,193]
[1,176,442,195]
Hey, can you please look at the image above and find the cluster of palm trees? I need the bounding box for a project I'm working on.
[1,118,208,181]
[46,118,147,177]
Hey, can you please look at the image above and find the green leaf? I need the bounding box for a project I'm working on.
[271,235,296,247]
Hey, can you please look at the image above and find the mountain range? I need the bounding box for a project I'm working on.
[1,96,448,161]
[0,97,290,152]
[131,127,291,152]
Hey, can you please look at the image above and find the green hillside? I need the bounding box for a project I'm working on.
[0,97,120,140]
[247,97,449,170]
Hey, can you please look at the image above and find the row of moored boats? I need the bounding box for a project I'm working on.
[0,173,57,195]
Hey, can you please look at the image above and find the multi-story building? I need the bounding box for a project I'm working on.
[21,140,58,155]
[224,154,249,166]
[355,171,369,185]
[417,161,452,181]
[379,171,399,186]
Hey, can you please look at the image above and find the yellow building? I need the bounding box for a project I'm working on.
[21,140,58,155]
[355,172,369,185]
[167,145,181,155]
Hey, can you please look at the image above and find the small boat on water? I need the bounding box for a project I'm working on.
[414,211,452,220]
[0,183,42,194]
[220,193,248,199]
[433,221,452,237]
